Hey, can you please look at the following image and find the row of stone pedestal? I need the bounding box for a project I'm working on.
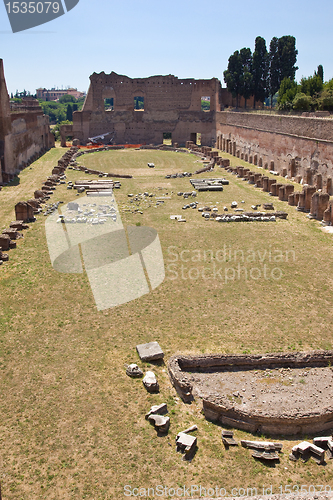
[14,146,79,224]
[186,142,230,167]
[0,147,80,266]
[216,136,333,195]
[225,164,333,223]
[186,140,333,225]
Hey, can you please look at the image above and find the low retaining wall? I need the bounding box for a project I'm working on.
[168,351,333,435]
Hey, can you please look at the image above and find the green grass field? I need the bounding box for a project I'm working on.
[1,146,333,499]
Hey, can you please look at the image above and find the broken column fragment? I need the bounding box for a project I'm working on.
[176,426,197,459]
[142,371,159,393]
[147,414,170,433]
[241,440,282,461]
[145,403,168,418]
[289,441,325,465]
[126,364,143,378]
[222,429,237,447]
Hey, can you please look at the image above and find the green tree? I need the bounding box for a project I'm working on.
[277,77,298,110]
[268,37,280,107]
[252,36,268,108]
[278,35,298,82]
[72,103,78,112]
[317,89,333,111]
[59,94,77,103]
[224,51,244,108]
[292,93,312,111]
[239,47,253,109]
[299,74,323,97]
[316,64,324,83]
[66,104,73,121]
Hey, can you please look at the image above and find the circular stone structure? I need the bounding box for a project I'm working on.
[168,351,333,435]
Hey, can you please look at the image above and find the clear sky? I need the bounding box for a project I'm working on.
[1,0,332,95]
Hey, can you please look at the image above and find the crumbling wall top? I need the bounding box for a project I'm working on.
[82,71,221,113]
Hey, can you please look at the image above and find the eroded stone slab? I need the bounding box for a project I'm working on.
[136,341,164,361]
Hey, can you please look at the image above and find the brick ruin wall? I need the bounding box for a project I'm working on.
[0,59,54,184]
[73,72,221,146]
[216,111,333,183]
[7,108,53,180]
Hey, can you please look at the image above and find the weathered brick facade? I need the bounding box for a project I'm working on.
[216,111,333,185]
[0,59,54,184]
[72,72,222,146]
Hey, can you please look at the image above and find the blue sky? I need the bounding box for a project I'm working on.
[1,0,332,95]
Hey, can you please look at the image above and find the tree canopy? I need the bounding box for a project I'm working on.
[252,36,268,108]
[223,50,244,108]
[224,35,299,109]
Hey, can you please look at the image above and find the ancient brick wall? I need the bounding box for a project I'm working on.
[0,59,54,183]
[216,111,333,182]
[73,72,221,146]
[8,108,53,177]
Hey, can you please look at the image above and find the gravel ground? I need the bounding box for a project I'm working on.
[187,365,333,417]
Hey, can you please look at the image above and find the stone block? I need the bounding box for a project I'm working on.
[315,173,323,190]
[10,221,24,230]
[290,441,325,465]
[136,341,164,361]
[0,235,10,251]
[222,429,237,446]
[310,192,330,220]
[2,229,21,240]
[262,177,269,192]
[176,433,197,455]
[289,158,296,177]
[147,414,170,433]
[143,371,159,392]
[304,186,317,212]
[145,403,168,419]
[126,364,143,378]
[305,167,313,185]
[15,202,34,222]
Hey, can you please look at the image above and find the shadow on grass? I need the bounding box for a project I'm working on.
[6,176,20,187]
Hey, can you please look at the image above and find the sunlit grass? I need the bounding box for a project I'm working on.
[0,146,332,498]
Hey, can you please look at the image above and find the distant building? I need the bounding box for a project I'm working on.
[36,87,86,101]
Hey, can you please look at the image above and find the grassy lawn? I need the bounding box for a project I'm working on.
[1,146,333,498]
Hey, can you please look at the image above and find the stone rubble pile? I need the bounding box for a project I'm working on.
[57,200,117,225]
[201,210,287,222]
[126,364,143,378]
[190,178,229,191]
[121,189,174,214]
[241,440,282,461]
[0,220,30,264]
[126,342,199,459]
[165,172,192,178]
[290,440,326,465]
